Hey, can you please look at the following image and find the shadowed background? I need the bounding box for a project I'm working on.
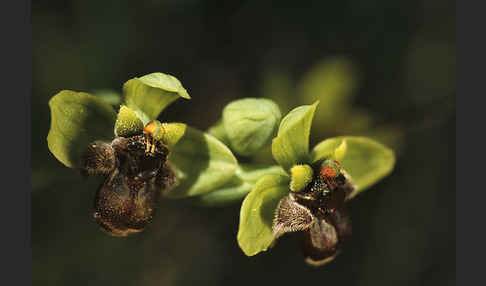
[32,0,455,285]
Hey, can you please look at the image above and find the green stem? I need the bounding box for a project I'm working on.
[189,164,287,207]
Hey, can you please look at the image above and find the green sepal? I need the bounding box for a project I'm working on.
[310,136,395,199]
[47,90,116,168]
[123,72,190,125]
[237,174,290,256]
[164,126,237,198]
[222,98,281,156]
[271,102,319,171]
[114,105,144,137]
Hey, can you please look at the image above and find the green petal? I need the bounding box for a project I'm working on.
[310,136,395,199]
[191,165,287,207]
[289,164,314,192]
[271,102,319,171]
[161,122,187,149]
[237,174,290,256]
[222,98,281,156]
[47,90,116,168]
[114,105,144,137]
[164,126,237,198]
[123,72,190,124]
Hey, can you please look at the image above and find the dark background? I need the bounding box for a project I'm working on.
[32,0,455,285]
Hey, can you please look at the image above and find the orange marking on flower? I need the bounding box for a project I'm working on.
[143,121,157,135]
[321,165,337,178]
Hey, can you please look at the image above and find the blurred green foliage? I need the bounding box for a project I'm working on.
[264,57,407,155]
[92,89,122,106]
[32,0,455,285]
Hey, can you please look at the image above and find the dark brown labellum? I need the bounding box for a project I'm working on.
[301,207,352,266]
[93,167,161,236]
[82,135,177,236]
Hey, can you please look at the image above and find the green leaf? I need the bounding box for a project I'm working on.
[310,136,395,199]
[237,174,290,256]
[222,98,281,156]
[47,90,117,168]
[271,102,318,171]
[191,165,287,207]
[114,105,144,137]
[164,126,237,198]
[123,72,190,124]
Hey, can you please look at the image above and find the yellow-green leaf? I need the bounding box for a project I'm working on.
[237,174,290,256]
[310,136,395,199]
[47,90,116,168]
